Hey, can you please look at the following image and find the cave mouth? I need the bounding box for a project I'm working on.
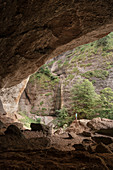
[0,33,113,170]
[17,32,113,129]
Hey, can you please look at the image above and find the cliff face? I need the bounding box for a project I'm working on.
[19,33,113,117]
[0,0,113,88]
[19,71,61,117]
[0,78,29,120]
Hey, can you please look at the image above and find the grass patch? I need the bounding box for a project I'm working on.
[81,69,109,79]
[45,92,52,96]
[19,111,39,128]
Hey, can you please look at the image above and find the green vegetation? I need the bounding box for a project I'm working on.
[40,101,44,106]
[28,32,113,126]
[72,67,79,74]
[19,111,40,128]
[45,92,52,96]
[98,88,113,119]
[54,107,74,128]
[65,74,74,81]
[71,79,100,119]
[81,70,109,79]
[80,63,92,68]
[71,79,113,119]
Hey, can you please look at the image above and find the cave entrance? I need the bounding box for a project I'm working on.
[0,32,113,170]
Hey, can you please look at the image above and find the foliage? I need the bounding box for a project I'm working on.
[19,111,40,128]
[71,79,100,119]
[40,101,44,105]
[96,88,113,119]
[45,92,52,96]
[71,79,113,120]
[95,36,109,48]
[54,107,74,128]
[82,70,109,79]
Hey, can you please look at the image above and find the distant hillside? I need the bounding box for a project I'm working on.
[19,32,113,123]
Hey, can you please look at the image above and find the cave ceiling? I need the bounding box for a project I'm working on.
[0,0,113,88]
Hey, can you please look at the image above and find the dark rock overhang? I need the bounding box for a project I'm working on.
[0,0,113,88]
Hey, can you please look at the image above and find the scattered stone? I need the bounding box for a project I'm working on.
[96,128,113,137]
[92,135,113,145]
[87,145,97,153]
[72,144,86,151]
[54,128,64,135]
[95,143,112,153]
[82,139,94,145]
[79,119,90,128]
[30,123,52,136]
[68,132,76,139]
[81,131,91,137]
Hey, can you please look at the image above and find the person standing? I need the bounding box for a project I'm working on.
[75,113,77,120]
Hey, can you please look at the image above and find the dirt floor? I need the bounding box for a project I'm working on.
[0,129,113,170]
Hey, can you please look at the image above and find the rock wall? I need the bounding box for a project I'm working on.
[0,0,113,88]
[19,75,61,116]
[0,78,29,120]
[19,35,113,116]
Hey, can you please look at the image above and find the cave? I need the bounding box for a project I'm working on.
[0,0,113,169]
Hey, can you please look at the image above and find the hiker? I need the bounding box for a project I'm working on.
[75,113,77,120]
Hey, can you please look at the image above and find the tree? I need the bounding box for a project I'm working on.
[99,88,113,119]
[54,107,74,128]
[71,79,100,119]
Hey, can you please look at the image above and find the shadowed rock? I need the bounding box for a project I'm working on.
[30,123,52,136]
[95,143,112,153]
[72,144,86,151]
[5,124,24,138]
[96,128,113,137]
[0,1,113,88]
[92,135,113,145]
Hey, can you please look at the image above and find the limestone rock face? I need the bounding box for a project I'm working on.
[0,78,29,119]
[0,0,113,88]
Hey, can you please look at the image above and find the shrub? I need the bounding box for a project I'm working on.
[81,70,109,79]
[71,79,100,119]
[54,107,74,128]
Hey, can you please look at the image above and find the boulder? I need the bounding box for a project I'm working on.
[80,131,92,137]
[5,122,23,130]
[87,117,113,130]
[30,123,52,136]
[68,132,77,139]
[72,144,86,151]
[5,125,24,138]
[79,119,90,128]
[92,135,113,145]
[95,143,112,153]
[96,128,113,137]
[82,139,95,145]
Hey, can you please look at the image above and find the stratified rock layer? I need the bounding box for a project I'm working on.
[0,0,113,88]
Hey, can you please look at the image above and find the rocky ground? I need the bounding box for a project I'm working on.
[0,117,113,169]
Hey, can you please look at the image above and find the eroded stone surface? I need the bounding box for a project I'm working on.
[0,0,113,88]
[0,78,29,119]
